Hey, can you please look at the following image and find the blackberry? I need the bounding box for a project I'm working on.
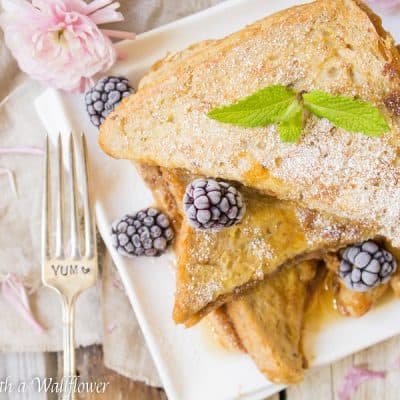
[183,178,245,230]
[111,208,174,257]
[339,240,397,292]
[85,76,133,127]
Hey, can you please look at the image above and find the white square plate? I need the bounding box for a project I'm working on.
[35,1,400,399]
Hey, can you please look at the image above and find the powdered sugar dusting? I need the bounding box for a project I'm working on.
[295,204,371,248]
[175,190,370,322]
[262,117,400,247]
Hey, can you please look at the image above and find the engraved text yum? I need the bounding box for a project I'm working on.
[51,265,90,276]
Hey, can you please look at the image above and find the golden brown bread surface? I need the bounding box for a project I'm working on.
[335,283,389,317]
[174,188,372,326]
[226,260,318,384]
[134,163,183,232]
[140,165,372,326]
[205,306,244,352]
[100,0,400,246]
[390,269,400,297]
[137,163,321,383]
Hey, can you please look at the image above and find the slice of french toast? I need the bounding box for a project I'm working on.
[176,181,372,325]
[138,163,324,383]
[100,0,400,246]
[139,164,372,326]
[226,260,318,384]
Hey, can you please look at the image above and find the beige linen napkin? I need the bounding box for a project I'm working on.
[0,69,102,351]
[0,0,223,386]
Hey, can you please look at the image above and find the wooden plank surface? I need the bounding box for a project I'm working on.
[73,346,166,400]
[285,335,400,400]
[0,337,400,400]
[0,352,57,400]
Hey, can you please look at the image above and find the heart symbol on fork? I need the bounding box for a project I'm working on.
[81,267,91,274]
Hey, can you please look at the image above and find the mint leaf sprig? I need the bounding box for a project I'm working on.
[303,91,389,137]
[207,85,297,128]
[207,85,389,143]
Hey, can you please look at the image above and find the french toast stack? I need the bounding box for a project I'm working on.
[100,0,400,384]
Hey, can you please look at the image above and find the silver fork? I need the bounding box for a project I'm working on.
[41,133,97,400]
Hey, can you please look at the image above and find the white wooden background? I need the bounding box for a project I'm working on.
[1,335,399,399]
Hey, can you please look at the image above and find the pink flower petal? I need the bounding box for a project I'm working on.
[101,29,136,40]
[89,4,124,25]
[107,322,117,334]
[337,366,386,400]
[366,0,400,12]
[0,167,17,196]
[1,274,45,334]
[0,0,132,92]
[0,146,44,156]
[390,356,400,370]
[116,48,128,60]
[112,278,124,290]
[85,0,115,14]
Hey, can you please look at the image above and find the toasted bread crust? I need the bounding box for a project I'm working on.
[205,306,245,352]
[100,0,400,246]
[227,261,318,384]
[134,163,183,231]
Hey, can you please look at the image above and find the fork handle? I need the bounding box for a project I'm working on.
[62,295,77,400]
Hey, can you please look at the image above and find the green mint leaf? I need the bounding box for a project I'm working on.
[303,91,389,137]
[207,85,297,127]
[278,100,303,143]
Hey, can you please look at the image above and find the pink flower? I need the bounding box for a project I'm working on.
[366,0,400,12]
[0,0,135,92]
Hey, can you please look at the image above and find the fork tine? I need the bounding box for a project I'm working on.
[55,134,64,258]
[68,134,80,259]
[80,133,95,258]
[41,135,50,261]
